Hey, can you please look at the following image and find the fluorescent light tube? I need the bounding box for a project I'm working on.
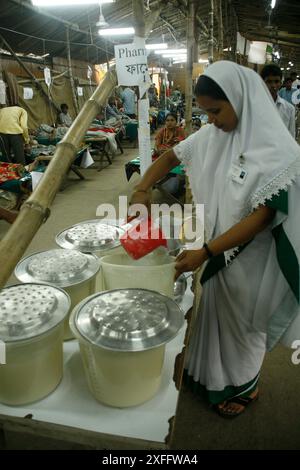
[98,27,135,36]
[146,44,168,50]
[162,54,187,58]
[155,49,187,54]
[271,0,276,8]
[32,0,114,5]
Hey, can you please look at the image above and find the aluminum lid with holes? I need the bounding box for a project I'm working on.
[0,283,70,342]
[15,249,100,287]
[55,219,125,253]
[72,288,185,352]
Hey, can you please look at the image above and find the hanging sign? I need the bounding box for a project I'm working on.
[114,37,151,86]
[44,67,51,87]
[87,65,93,80]
[23,87,33,100]
[77,87,83,96]
[0,80,6,104]
[248,41,268,64]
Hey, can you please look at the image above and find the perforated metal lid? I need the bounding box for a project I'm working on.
[0,283,70,342]
[15,249,100,287]
[55,219,125,253]
[72,289,185,351]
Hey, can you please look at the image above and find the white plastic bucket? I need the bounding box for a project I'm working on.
[0,325,64,406]
[70,314,165,407]
[100,252,176,298]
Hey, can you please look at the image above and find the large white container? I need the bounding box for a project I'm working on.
[0,283,70,405]
[15,249,100,340]
[55,219,127,291]
[100,251,176,298]
[70,289,185,407]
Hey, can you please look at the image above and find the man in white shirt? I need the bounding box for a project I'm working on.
[291,71,300,89]
[261,64,295,138]
[58,103,73,127]
[120,87,136,118]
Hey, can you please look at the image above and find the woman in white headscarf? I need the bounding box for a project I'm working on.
[130,61,300,418]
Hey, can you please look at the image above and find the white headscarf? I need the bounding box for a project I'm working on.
[185,61,300,263]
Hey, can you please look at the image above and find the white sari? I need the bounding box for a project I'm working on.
[173,61,300,401]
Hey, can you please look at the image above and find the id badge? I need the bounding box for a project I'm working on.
[231,164,248,184]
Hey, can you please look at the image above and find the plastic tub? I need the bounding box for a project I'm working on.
[76,335,165,407]
[100,251,176,298]
[15,249,100,340]
[0,283,70,405]
[69,289,184,407]
[0,326,64,406]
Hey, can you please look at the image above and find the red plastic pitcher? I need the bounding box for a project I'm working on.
[120,217,167,260]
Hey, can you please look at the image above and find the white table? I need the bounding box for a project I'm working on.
[0,283,194,444]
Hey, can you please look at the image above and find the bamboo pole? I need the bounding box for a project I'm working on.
[185,0,196,136]
[208,0,214,64]
[66,27,79,115]
[0,69,117,288]
[0,33,61,113]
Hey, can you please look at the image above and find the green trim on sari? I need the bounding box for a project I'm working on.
[200,242,251,285]
[265,189,288,214]
[183,370,259,405]
[266,190,299,304]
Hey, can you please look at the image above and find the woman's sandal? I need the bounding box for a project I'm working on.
[216,390,259,419]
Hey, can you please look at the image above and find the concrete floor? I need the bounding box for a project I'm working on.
[1,147,300,450]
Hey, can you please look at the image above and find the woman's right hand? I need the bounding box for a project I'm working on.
[129,189,151,214]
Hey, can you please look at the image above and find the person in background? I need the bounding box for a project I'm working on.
[58,103,73,127]
[278,77,297,105]
[0,103,29,164]
[261,64,295,138]
[148,84,159,107]
[130,61,300,418]
[120,86,136,119]
[192,118,202,133]
[154,113,185,157]
[153,112,185,195]
[172,87,182,100]
[105,96,123,121]
[291,71,300,89]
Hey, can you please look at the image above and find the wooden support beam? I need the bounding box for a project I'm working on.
[208,0,214,63]
[132,0,146,38]
[145,6,164,38]
[217,0,224,58]
[66,27,79,115]
[0,33,61,113]
[185,0,196,136]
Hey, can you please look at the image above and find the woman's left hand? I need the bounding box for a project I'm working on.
[175,249,207,280]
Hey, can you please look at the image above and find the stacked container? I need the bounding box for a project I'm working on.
[70,288,185,407]
[15,249,99,340]
[0,283,70,405]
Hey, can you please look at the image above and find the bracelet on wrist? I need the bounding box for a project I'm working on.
[134,188,149,194]
[203,242,214,259]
